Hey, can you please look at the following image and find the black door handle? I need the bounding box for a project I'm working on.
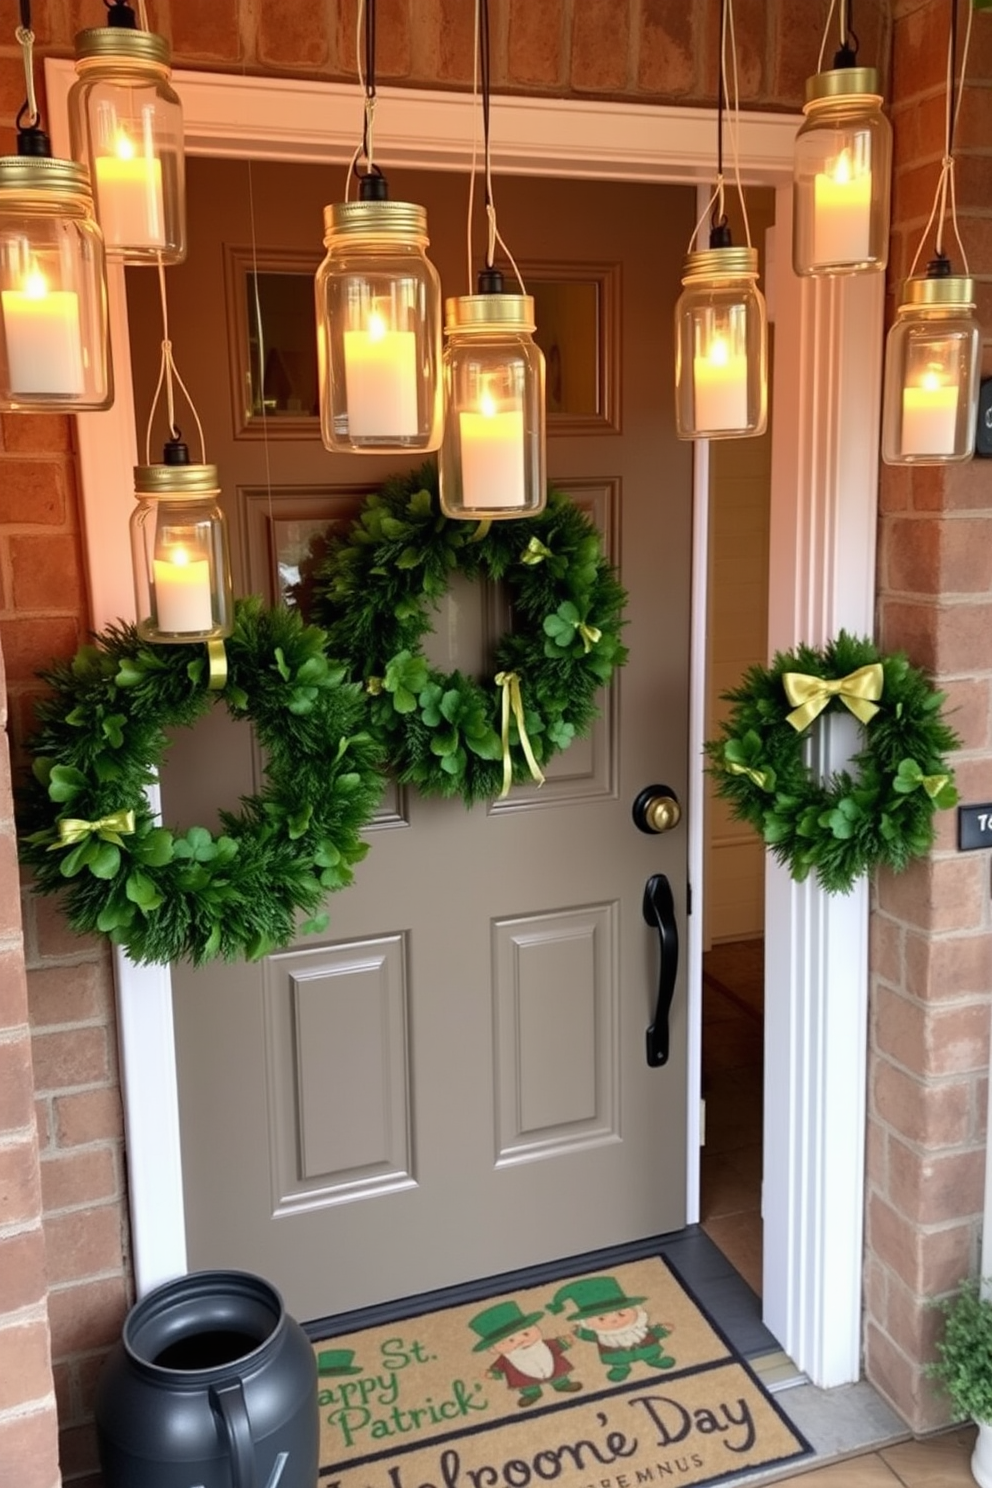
[643,873,678,1068]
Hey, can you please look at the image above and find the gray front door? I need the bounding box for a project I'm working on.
[126,157,695,1322]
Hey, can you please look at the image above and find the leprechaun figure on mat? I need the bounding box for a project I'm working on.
[469,1300,583,1408]
[547,1275,675,1382]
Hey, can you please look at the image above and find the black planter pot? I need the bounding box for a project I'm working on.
[95,1270,318,1488]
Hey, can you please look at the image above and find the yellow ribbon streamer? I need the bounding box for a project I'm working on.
[521,537,553,566]
[50,809,136,850]
[782,661,884,731]
[577,622,602,654]
[921,772,950,800]
[495,671,546,800]
[469,520,492,543]
[207,639,228,691]
[727,760,773,792]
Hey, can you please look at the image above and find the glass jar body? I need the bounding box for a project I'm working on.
[315,236,443,453]
[440,328,546,519]
[69,58,185,263]
[0,193,112,411]
[793,93,892,276]
[674,276,767,440]
[130,494,234,642]
[881,304,981,465]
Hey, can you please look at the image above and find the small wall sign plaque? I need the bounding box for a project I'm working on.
[958,803,992,851]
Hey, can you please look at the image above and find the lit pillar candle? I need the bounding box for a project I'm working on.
[813,150,872,266]
[1,270,84,396]
[94,132,165,249]
[692,337,748,432]
[343,312,418,437]
[153,546,213,633]
[459,394,526,508]
[901,373,959,457]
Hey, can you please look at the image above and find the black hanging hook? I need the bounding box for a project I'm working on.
[709,0,732,248]
[104,0,138,26]
[833,0,860,67]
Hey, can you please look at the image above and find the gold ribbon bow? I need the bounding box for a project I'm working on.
[577,622,602,654]
[521,537,553,567]
[495,671,546,800]
[782,662,884,732]
[50,809,136,850]
[207,639,228,691]
[921,772,950,800]
[727,760,773,792]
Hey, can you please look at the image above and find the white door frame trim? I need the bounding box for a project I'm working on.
[46,63,880,1387]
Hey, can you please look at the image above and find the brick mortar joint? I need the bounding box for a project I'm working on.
[0,1394,59,1424]
[0,1301,54,1330]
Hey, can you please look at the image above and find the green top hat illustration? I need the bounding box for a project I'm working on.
[317,1348,363,1376]
[546,1276,647,1321]
[468,1300,544,1352]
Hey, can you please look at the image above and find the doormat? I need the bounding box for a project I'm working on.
[309,1252,811,1488]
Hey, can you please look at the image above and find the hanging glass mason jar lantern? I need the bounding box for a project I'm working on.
[68,5,185,263]
[130,443,234,643]
[439,271,546,519]
[793,65,891,277]
[315,181,442,453]
[675,242,767,441]
[881,267,980,466]
[0,153,112,412]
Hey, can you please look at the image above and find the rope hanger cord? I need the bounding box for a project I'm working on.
[15,0,39,130]
[690,0,752,253]
[144,257,207,465]
[346,0,382,200]
[908,0,973,277]
[466,0,526,293]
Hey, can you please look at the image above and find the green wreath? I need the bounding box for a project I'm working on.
[302,464,628,805]
[704,631,959,894]
[18,597,385,966]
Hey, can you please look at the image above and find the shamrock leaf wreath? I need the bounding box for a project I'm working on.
[705,631,959,893]
[18,597,385,966]
[302,463,628,805]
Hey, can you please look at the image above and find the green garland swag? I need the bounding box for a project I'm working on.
[704,631,960,894]
[17,597,385,966]
[302,464,628,805]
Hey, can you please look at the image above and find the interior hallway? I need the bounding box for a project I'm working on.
[700,937,764,1294]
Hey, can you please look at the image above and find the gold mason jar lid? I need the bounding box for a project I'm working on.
[900,275,975,311]
[323,200,428,242]
[805,67,881,106]
[681,246,759,284]
[444,294,536,332]
[0,155,93,201]
[134,463,221,497]
[74,27,171,69]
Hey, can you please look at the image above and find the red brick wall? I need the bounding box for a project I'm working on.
[8,0,991,1473]
[867,0,992,1435]
[0,638,60,1488]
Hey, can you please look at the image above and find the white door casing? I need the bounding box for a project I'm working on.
[46,63,883,1387]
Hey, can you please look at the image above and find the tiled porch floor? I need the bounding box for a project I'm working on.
[759,1424,976,1485]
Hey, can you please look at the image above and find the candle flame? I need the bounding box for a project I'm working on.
[22,269,49,300]
[367,311,387,341]
[479,390,497,417]
[707,336,731,368]
[920,369,946,393]
[168,547,192,567]
[830,148,854,185]
[114,131,136,161]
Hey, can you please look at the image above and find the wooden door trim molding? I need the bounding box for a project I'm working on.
[45,61,874,1388]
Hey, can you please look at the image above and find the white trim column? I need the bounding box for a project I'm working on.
[763,184,883,1386]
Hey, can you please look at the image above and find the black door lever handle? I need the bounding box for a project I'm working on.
[643,873,678,1067]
